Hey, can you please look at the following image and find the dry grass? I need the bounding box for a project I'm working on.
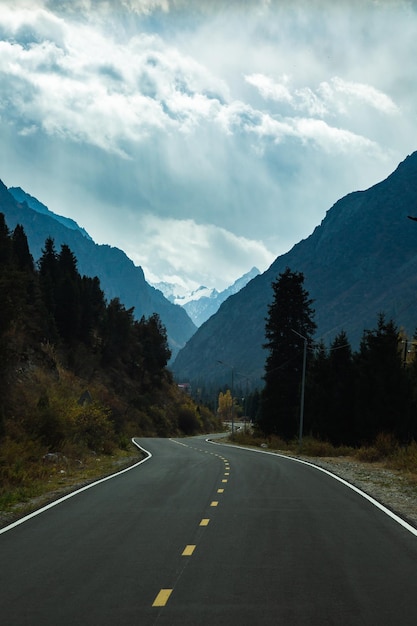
[230,431,354,458]
[229,430,417,475]
[0,441,140,515]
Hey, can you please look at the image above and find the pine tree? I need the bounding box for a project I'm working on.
[305,340,329,438]
[135,313,171,389]
[327,331,355,444]
[12,224,34,272]
[0,213,11,267]
[354,314,411,443]
[78,275,106,346]
[257,268,316,439]
[101,297,135,365]
[307,331,355,445]
[55,244,81,342]
[38,237,59,334]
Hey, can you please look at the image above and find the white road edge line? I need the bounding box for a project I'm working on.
[0,438,152,535]
[207,438,417,538]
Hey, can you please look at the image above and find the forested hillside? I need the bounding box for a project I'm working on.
[0,180,196,358]
[0,214,219,505]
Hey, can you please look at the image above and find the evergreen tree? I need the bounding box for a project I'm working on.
[12,224,34,272]
[0,214,12,433]
[307,331,355,445]
[101,297,135,366]
[135,313,171,388]
[55,244,81,342]
[0,213,12,267]
[405,332,417,441]
[38,237,58,278]
[327,331,355,444]
[38,237,59,338]
[247,388,261,422]
[257,268,316,439]
[78,275,106,346]
[305,340,329,438]
[354,314,411,443]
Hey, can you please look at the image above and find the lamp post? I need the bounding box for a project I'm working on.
[217,360,234,438]
[291,329,307,449]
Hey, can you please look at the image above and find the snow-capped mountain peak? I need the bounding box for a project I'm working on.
[153,267,260,326]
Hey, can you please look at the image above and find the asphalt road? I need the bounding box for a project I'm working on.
[1,436,417,625]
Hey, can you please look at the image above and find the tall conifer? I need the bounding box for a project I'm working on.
[258,268,316,439]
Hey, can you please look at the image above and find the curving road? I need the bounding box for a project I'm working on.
[1,436,417,625]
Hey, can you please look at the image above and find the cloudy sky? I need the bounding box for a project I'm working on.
[1,0,416,292]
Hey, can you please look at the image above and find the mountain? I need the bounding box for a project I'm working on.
[155,282,217,306]
[0,181,196,357]
[172,151,417,387]
[9,187,93,241]
[155,267,260,327]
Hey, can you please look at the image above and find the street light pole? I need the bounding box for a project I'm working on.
[291,329,307,449]
[217,360,234,438]
[231,366,234,438]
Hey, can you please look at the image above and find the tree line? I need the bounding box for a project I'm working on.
[0,213,219,451]
[256,267,417,446]
[0,215,171,393]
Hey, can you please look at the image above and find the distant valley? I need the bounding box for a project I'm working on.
[3,151,417,389]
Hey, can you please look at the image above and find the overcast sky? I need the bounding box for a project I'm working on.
[1,0,416,292]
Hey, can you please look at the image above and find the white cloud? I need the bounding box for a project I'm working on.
[245,73,293,104]
[246,72,399,118]
[1,0,416,293]
[122,215,276,291]
[0,6,400,161]
[318,77,400,116]
[0,11,236,157]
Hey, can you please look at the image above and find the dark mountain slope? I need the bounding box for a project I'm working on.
[173,151,417,385]
[0,182,196,356]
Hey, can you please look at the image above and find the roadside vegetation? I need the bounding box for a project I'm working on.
[228,430,417,483]
[215,268,417,491]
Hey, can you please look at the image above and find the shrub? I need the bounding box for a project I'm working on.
[356,433,399,463]
[72,403,116,453]
[299,437,353,457]
[374,432,399,457]
[356,446,382,463]
[388,441,417,473]
[177,406,201,435]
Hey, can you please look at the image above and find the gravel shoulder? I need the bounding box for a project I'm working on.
[294,454,417,529]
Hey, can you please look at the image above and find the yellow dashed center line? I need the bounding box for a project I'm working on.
[153,445,231,607]
[152,589,173,607]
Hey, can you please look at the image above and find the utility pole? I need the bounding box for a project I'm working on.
[217,360,235,438]
[291,329,307,448]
